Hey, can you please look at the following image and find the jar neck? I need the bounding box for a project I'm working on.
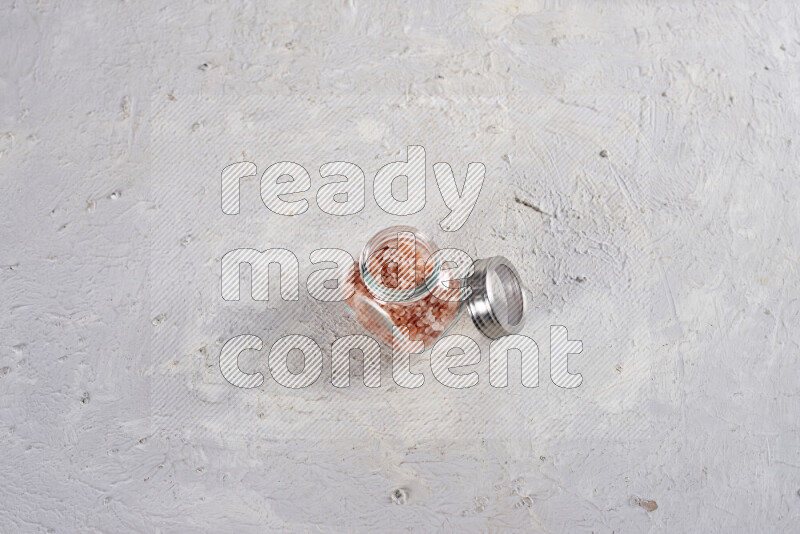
[359,226,440,303]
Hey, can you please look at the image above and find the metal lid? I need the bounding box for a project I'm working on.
[465,256,526,339]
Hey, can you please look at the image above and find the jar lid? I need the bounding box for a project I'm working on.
[465,256,526,339]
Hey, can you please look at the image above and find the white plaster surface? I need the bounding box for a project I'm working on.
[2,1,799,532]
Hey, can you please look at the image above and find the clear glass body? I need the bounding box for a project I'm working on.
[346,226,462,349]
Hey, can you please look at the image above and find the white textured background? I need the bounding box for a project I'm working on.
[2,1,799,532]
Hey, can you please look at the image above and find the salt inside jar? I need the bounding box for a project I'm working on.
[346,226,526,349]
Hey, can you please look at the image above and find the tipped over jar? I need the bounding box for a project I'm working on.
[345,226,527,349]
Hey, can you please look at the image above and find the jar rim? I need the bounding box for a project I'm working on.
[358,225,441,303]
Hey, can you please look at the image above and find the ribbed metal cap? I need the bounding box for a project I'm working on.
[465,256,526,339]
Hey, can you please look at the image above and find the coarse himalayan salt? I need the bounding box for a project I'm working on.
[346,228,462,349]
[347,266,460,348]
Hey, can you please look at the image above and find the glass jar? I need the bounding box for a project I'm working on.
[345,225,526,349]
